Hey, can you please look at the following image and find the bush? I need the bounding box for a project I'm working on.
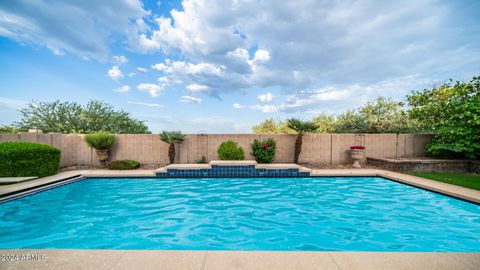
[217,140,245,160]
[196,156,208,164]
[408,76,480,159]
[0,142,61,177]
[84,132,116,150]
[251,138,276,163]
[108,160,140,170]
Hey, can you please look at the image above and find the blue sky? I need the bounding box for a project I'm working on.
[0,0,479,133]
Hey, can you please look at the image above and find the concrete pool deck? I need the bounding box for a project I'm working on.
[1,166,479,269]
[0,250,479,270]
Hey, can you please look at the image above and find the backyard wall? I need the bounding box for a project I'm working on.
[0,133,433,167]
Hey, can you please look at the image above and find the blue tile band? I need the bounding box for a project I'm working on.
[156,165,310,178]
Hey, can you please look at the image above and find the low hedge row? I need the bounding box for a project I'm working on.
[0,142,61,177]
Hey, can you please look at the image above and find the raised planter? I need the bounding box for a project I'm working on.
[367,157,476,173]
[471,161,480,174]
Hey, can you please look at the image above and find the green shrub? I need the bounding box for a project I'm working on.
[0,142,61,177]
[408,76,480,159]
[108,160,140,170]
[83,132,116,149]
[251,138,276,163]
[196,156,208,164]
[217,140,245,160]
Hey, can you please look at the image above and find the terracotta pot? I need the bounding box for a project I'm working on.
[96,149,109,167]
[350,149,364,168]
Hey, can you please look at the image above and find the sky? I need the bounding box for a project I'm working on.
[0,0,479,133]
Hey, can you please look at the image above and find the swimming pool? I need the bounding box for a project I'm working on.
[1,177,479,251]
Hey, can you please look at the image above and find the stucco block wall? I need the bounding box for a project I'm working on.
[111,134,170,165]
[0,133,433,167]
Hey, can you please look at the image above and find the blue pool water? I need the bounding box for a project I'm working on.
[0,177,479,251]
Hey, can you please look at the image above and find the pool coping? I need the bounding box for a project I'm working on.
[0,250,478,270]
[1,166,479,204]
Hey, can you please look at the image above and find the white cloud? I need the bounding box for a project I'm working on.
[186,84,209,93]
[0,0,148,59]
[180,95,202,104]
[239,75,435,114]
[137,67,148,73]
[151,63,166,71]
[127,0,479,100]
[128,72,136,77]
[251,104,278,113]
[0,97,26,110]
[253,49,270,63]
[134,18,150,33]
[232,103,276,113]
[137,83,164,97]
[127,101,163,107]
[114,85,131,93]
[113,55,128,64]
[232,103,245,109]
[108,65,123,80]
[153,60,223,75]
[258,92,274,103]
[158,76,182,85]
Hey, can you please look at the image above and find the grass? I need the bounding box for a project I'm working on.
[410,172,480,191]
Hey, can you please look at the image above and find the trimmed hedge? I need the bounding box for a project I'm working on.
[218,140,245,160]
[0,142,61,177]
[108,160,140,170]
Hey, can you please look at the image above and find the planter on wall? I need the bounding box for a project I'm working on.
[95,149,110,168]
[350,148,365,168]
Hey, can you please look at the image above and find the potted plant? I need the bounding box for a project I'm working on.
[160,131,186,164]
[83,132,116,168]
[350,145,365,168]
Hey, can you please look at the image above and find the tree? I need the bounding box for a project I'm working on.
[252,98,421,134]
[334,110,368,133]
[286,118,318,163]
[312,114,337,133]
[15,100,150,134]
[0,126,23,133]
[408,76,480,159]
[160,131,186,164]
[252,118,294,134]
[335,97,421,133]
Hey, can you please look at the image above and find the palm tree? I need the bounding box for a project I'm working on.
[287,118,318,163]
[160,131,186,164]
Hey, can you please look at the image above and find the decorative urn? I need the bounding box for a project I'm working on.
[96,149,109,167]
[350,146,365,168]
